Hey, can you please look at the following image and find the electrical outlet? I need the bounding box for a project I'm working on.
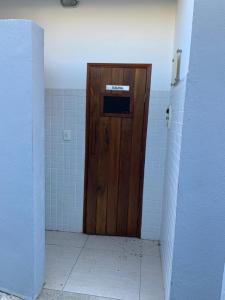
[63,130,72,141]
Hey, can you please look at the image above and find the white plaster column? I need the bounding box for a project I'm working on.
[170,1,225,299]
[0,20,45,300]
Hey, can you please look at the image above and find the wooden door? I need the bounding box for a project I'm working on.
[84,63,151,237]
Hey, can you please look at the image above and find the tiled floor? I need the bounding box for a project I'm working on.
[44,231,165,300]
[0,290,115,300]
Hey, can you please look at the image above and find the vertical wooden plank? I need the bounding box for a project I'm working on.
[127,68,147,237]
[96,117,110,234]
[106,118,121,235]
[136,66,151,237]
[95,67,112,235]
[116,118,132,235]
[85,66,112,235]
[105,68,124,235]
[85,66,102,234]
[116,61,135,236]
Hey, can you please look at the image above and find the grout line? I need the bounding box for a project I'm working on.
[62,234,89,291]
[158,244,166,299]
[139,246,143,300]
[49,95,52,229]
[62,92,65,230]
[46,242,85,248]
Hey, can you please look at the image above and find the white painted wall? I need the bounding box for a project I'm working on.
[0,20,45,300]
[162,1,225,298]
[0,0,176,91]
[173,0,195,78]
[160,0,194,299]
[170,0,225,298]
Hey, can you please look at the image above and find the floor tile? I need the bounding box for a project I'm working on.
[38,289,118,300]
[65,292,118,300]
[44,245,82,290]
[38,289,61,299]
[64,248,141,300]
[142,240,160,257]
[140,288,164,300]
[140,255,164,300]
[85,235,142,256]
[64,272,139,300]
[44,232,164,300]
[141,255,162,277]
[74,248,141,279]
[46,231,88,248]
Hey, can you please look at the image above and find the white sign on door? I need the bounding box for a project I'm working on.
[106,85,130,92]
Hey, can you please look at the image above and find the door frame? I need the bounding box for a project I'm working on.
[83,63,152,237]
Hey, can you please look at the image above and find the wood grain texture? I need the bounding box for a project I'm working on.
[106,118,121,235]
[84,63,151,237]
[127,68,147,236]
[116,118,132,235]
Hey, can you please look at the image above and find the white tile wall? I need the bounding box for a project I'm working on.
[160,79,186,300]
[45,89,85,232]
[45,89,169,239]
[142,91,170,240]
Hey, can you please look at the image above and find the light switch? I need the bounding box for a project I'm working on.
[63,130,72,141]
